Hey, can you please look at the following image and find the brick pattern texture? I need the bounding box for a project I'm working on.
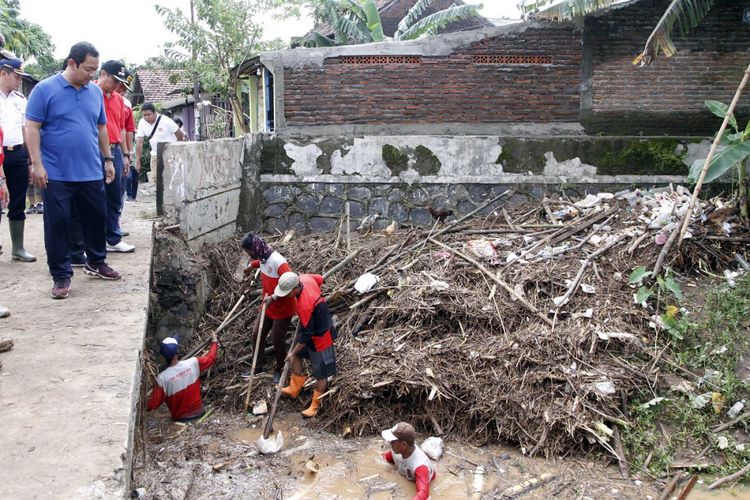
[284,24,582,126]
[588,0,750,113]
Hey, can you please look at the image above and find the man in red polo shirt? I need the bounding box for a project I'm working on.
[278,272,337,418]
[97,60,134,253]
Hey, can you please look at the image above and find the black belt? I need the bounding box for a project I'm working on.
[110,144,121,149]
[4,144,23,151]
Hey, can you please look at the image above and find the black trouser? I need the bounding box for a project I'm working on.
[1,146,29,222]
[254,315,293,371]
[43,180,107,281]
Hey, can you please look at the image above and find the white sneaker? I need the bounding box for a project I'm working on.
[107,241,136,253]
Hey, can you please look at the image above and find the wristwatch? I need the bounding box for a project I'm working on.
[104,156,114,162]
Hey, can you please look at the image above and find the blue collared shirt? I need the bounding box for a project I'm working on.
[26,73,107,182]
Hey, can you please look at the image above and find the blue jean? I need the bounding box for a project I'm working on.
[104,145,124,246]
[125,165,139,200]
[43,180,107,281]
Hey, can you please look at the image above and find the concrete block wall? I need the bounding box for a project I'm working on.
[252,133,709,233]
[160,137,245,247]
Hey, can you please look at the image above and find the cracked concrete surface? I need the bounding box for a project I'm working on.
[0,185,154,499]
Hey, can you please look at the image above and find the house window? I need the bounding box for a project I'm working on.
[339,55,422,64]
[473,55,553,65]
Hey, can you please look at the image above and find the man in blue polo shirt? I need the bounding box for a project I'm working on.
[26,41,122,300]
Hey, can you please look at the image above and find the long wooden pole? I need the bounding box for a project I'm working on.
[677,63,750,244]
[242,297,268,415]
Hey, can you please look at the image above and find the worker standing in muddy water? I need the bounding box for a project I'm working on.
[381,422,436,500]
[241,233,295,384]
[146,333,218,422]
[278,271,336,418]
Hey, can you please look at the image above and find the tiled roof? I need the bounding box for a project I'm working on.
[133,69,192,105]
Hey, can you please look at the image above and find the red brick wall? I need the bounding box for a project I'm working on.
[587,0,750,133]
[283,25,582,126]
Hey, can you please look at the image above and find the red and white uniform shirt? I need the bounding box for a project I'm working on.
[147,343,217,420]
[383,446,435,500]
[250,251,295,320]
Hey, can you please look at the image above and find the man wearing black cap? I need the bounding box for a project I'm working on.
[146,332,219,421]
[0,54,35,262]
[97,60,134,253]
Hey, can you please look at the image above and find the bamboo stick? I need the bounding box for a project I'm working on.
[678,63,750,244]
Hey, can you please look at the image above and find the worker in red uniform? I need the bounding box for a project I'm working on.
[278,271,336,418]
[381,422,436,500]
[241,233,295,384]
[146,332,218,422]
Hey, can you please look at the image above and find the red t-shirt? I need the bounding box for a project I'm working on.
[0,127,5,165]
[123,103,135,133]
[249,251,296,320]
[101,88,124,144]
[147,343,218,420]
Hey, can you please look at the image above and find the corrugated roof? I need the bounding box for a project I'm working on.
[133,69,192,105]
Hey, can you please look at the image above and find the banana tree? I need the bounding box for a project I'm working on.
[303,0,480,46]
[688,100,750,220]
[518,0,715,65]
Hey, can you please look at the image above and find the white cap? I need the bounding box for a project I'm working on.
[274,272,300,297]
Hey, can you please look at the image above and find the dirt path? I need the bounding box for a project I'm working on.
[0,184,156,499]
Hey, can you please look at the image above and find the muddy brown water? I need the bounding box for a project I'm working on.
[136,409,747,499]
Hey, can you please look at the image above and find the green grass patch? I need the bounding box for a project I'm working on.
[623,275,750,477]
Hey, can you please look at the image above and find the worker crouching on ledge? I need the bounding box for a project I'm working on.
[381,422,436,500]
[146,333,218,422]
[276,271,336,417]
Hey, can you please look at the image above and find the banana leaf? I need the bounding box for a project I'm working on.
[705,100,738,131]
[396,0,435,39]
[633,0,714,65]
[397,4,479,41]
[688,141,750,183]
[361,0,385,42]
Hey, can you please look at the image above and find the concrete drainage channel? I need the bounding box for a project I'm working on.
[131,228,663,499]
[124,134,738,499]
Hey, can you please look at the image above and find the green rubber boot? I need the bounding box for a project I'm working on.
[9,220,36,262]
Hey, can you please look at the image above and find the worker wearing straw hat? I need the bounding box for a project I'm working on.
[277,271,337,418]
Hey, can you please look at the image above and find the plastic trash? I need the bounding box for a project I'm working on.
[692,392,712,409]
[256,430,284,454]
[727,401,745,418]
[466,239,497,261]
[354,273,379,294]
[574,194,601,209]
[593,380,616,396]
[421,437,444,461]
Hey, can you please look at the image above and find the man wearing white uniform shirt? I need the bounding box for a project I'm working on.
[134,102,184,200]
[0,54,35,262]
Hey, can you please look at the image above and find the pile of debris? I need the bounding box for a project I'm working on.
[190,186,749,457]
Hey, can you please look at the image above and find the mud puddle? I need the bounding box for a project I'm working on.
[135,409,664,499]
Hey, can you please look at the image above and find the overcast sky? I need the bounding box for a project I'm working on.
[20,1,522,65]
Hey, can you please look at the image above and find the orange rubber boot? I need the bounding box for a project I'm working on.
[301,390,323,418]
[281,373,306,398]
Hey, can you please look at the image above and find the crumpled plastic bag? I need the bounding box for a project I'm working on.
[466,239,497,260]
[256,430,284,454]
[421,436,444,461]
[354,273,379,294]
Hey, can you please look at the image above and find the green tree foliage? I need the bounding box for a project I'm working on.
[518,0,714,65]
[156,0,304,133]
[299,0,481,47]
[0,0,55,71]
